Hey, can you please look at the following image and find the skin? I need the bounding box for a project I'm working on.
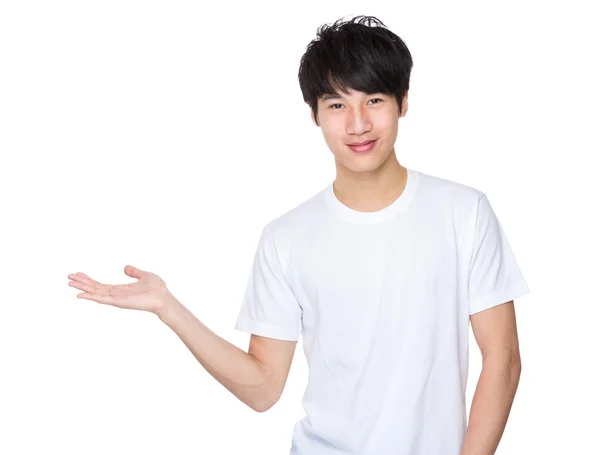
[463,301,522,455]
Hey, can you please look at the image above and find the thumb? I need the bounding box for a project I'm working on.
[124,265,145,280]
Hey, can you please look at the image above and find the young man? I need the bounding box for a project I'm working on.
[68,15,529,455]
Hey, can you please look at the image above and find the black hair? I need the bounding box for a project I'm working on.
[298,15,413,126]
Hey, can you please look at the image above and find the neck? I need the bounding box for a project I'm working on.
[332,149,408,213]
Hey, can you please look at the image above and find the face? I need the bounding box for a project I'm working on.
[311,88,408,174]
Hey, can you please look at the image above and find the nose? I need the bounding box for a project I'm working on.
[346,107,372,136]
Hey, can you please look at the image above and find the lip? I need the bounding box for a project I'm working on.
[347,139,376,146]
[347,138,378,153]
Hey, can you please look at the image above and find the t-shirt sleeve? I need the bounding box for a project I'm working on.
[467,194,530,315]
[234,224,302,341]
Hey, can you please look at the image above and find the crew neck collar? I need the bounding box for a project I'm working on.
[323,167,420,224]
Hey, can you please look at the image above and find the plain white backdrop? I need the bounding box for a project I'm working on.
[1,1,598,454]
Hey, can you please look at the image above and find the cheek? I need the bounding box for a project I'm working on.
[320,125,341,145]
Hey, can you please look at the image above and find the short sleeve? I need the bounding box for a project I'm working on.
[467,194,530,315]
[234,224,302,341]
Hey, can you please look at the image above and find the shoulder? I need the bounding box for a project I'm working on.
[415,168,484,200]
[255,185,329,271]
[264,185,329,239]
[412,168,485,216]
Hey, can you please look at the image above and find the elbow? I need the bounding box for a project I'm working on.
[253,388,282,413]
[254,403,271,413]
[514,359,522,382]
[248,358,283,413]
[253,399,276,413]
[510,350,522,377]
[508,356,522,385]
[482,350,522,380]
[515,358,522,374]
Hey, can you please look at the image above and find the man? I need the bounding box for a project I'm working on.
[68,15,529,455]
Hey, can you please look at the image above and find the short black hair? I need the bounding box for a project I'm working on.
[298,15,413,126]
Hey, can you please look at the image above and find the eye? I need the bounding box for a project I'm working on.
[328,98,383,109]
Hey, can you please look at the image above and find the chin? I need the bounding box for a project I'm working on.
[338,157,384,174]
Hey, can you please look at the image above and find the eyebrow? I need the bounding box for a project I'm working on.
[320,92,382,102]
[321,93,342,102]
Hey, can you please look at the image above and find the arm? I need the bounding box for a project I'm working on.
[157,294,297,412]
[67,265,297,413]
[461,300,522,455]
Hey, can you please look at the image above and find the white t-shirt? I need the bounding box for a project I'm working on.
[235,167,530,455]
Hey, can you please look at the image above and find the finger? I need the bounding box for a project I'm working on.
[68,274,131,293]
[77,292,119,307]
[124,265,145,280]
[77,272,106,287]
[69,281,130,296]
[69,281,95,294]
[67,272,101,287]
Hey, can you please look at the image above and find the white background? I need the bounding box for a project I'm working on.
[1,1,598,454]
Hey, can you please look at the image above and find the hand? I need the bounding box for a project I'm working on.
[67,265,171,315]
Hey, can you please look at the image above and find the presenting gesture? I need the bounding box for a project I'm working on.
[67,263,276,413]
[67,265,170,315]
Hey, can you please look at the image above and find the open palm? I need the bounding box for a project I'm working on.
[67,265,170,314]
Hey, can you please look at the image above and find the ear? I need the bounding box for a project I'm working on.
[399,91,409,118]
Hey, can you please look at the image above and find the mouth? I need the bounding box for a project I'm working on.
[347,138,378,153]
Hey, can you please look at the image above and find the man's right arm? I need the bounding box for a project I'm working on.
[156,294,295,412]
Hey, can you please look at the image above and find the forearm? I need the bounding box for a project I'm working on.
[156,294,270,412]
[461,355,521,455]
